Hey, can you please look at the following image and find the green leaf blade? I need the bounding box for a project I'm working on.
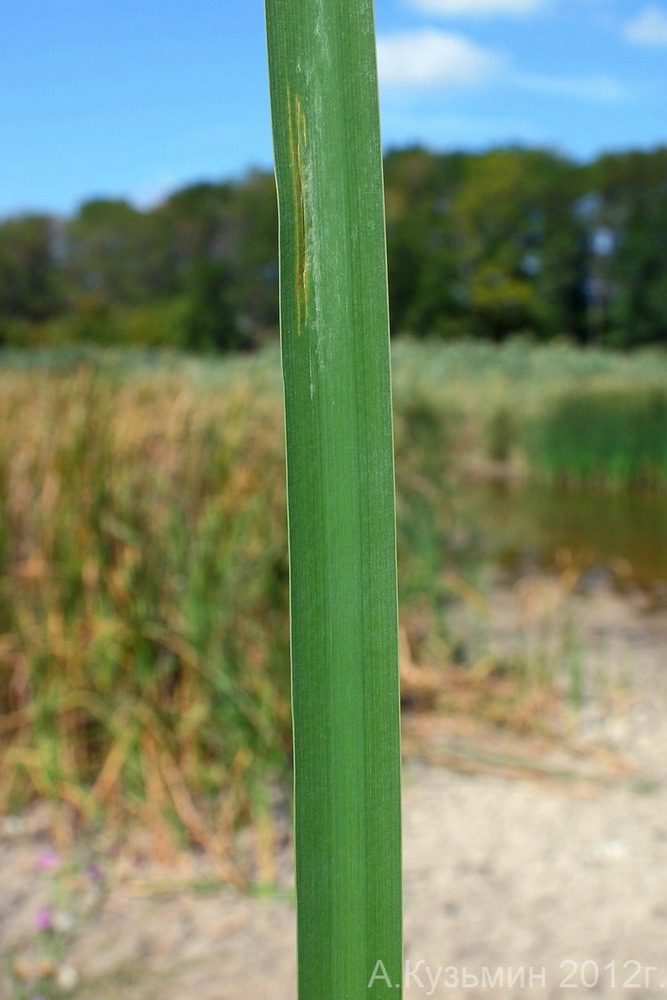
[264,1,403,997]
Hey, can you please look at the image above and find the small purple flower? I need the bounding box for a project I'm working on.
[34,850,60,871]
[35,907,54,931]
[30,996,47,1000]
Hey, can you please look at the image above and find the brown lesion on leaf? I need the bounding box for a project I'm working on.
[287,88,309,335]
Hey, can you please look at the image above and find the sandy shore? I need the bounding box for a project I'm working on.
[2,579,667,1000]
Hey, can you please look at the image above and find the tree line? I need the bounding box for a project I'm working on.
[1,144,666,351]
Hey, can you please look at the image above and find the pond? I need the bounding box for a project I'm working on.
[463,478,667,587]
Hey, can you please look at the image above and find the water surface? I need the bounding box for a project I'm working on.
[463,479,667,586]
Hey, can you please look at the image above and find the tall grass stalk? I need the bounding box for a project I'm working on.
[264,2,403,997]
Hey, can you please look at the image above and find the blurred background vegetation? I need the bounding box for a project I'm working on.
[2,144,667,352]
[2,340,667,872]
[3,143,667,873]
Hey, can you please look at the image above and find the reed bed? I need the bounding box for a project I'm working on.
[0,357,465,871]
[391,338,667,489]
[0,365,291,877]
[0,365,463,815]
[0,340,664,866]
[528,381,667,488]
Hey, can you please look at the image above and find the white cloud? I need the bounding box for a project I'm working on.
[409,0,546,17]
[377,29,503,88]
[516,72,628,102]
[624,5,667,45]
[376,26,628,104]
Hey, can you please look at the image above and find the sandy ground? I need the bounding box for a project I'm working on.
[2,579,667,1000]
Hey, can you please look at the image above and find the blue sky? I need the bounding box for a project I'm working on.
[1,0,666,217]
